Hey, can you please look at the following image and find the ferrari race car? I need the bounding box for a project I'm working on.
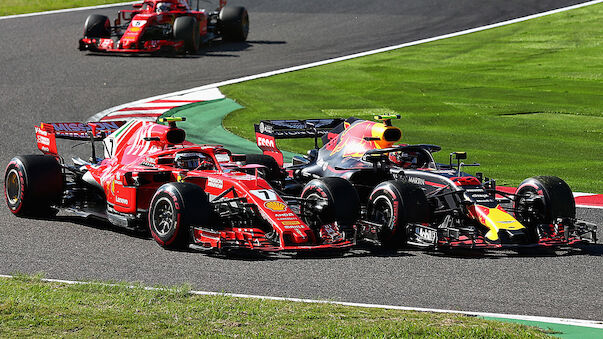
[252,115,597,250]
[79,0,248,54]
[4,118,356,253]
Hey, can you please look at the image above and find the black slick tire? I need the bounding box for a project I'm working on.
[301,177,360,228]
[219,6,249,41]
[367,181,431,249]
[4,155,63,217]
[173,16,200,53]
[514,176,575,242]
[84,14,111,38]
[148,182,210,249]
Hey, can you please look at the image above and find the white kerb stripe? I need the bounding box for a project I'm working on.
[0,274,601,329]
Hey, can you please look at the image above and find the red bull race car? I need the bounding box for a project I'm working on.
[252,115,597,251]
[4,118,356,253]
[79,0,248,54]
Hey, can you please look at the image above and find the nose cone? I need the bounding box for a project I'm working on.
[470,205,525,242]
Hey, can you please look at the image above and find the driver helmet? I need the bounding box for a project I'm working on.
[175,152,209,170]
[155,2,172,13]
[388,151,416,169]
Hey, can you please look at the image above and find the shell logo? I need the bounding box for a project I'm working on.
[264,201,287,212]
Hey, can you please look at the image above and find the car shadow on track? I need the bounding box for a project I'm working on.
[83,40,286,59]
[52,215,150,240]
[421,244,603,259]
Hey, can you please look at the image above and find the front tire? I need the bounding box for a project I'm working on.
[514,176,575,242]
[84,14,110,38]
[173,16,200,53]
[148,182,210,249]
[219,6,249,41]
[301,177,360,229]
[4,155,63,217]
[367,181,431,249]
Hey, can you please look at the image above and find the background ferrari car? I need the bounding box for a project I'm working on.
[79,0,248,54]
[4,118,356,254]
[252,116,597,251]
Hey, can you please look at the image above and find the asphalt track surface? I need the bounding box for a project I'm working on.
[1,0,601,321]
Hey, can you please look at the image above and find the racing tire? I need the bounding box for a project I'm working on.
[148,182,210,249]
[173,16,200,53]
[301,177,360,228]
[84,14,111,38]
[514,176,575,242]
[4,155,63,217]
[367,181,432,249]
[244,154,285,182]
[219,6,249,41]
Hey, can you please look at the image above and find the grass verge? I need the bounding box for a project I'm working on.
[0,0,130,16]
[0,275,554,338]
[223,4,603,193]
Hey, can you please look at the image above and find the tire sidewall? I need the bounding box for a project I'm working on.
[174,16,199,52]
[368,182,405,245]
[302,179,336,224]
[149,186,184,247]
[301,177,359,226]
[515,176,575,227]
[84,14,110,38]
[4,160,26,215]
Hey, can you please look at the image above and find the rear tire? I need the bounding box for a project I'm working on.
[367,181,431,249]
[84,14,110,38]
[148,182,210,249]
[219,6,249,41]
[174,16,200,53]
[301,177,360,229]
[4,155,63,217]
[514,176,575,242]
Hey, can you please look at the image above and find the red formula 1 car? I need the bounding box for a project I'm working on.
[4,118,355,253]
[79,0,248,54]
[252,116,597,251]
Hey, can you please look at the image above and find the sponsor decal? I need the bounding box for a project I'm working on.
[416,227,436,242]
[407,177,425,185]
[282,220,301,226]
[257,135,276,148]
[51,122,120,133]
[100,39,113,48]
[250,189,277,201]
[264,201,287,212]
[116,197,129,205]
[131,20,147,27]
[129,27,141,32]
[207,177,223,189]
[275,212,295,217]
[36,134,50,146]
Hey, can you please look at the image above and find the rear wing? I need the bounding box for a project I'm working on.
[35,121,125,156]
[254,119,344,166]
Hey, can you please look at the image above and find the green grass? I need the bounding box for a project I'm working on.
[0,275,553,338]
[0,0,129,16]
[223,4,603,193]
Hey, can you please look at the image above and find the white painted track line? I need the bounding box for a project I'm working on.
[1,274,601,329]
[0,2,137,21]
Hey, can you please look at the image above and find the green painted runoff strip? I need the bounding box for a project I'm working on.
[163,98,298,160]
[483,317,603,339]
